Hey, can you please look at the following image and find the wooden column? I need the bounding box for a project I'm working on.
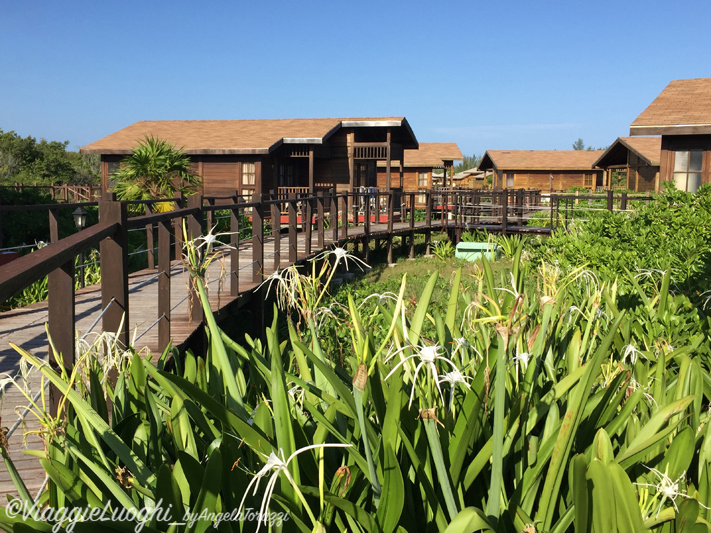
[317,191,325,249]
[288,193,297,263]
[187,194,204,326]
[308,146,314,194]
[347,132,355,216]
[230,199,240,296]
[99,193,129,349]
[272,202,281,270]
[157,219,171,350]
[48,254,75,415]
[145,203,155,269]
[386,128,392,191]
[252,193,264,284]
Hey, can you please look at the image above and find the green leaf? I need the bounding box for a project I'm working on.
[376,443,404,533]
[442,507,494,532]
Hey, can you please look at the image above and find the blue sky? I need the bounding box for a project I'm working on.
[2,0,710,157]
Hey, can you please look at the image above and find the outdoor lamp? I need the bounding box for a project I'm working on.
[72,207,88,231]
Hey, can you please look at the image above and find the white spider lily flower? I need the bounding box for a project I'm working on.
[622,344,648,365]
[450,337,483,362]
[384,343,459,408]
[359,291,399,307]
[258,266,302,310]
[195,225,237,253]
[237,443,351,532]
[438,369,473,414]
[510,351,532,372]
[635,465,710,518]
[314,246,370,272]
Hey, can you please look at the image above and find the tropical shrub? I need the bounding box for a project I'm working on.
[113,137,201,212]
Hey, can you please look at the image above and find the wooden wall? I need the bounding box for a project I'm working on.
[495,170,602,191]
[659,135,711,186]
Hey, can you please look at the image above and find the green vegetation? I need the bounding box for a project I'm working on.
[3,188,711,531]
[454,154,482,173]
[113,136,201,211]
[0,128,99,185]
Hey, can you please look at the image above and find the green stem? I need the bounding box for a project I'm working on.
[354,386,381,505]
[423,418,458,521]
[486,328,508,525]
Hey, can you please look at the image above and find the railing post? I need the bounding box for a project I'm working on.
[206,197,215,229]
[99,192,129,349]
[288,193,297,263]
[501,190,508,235]
[158,218,171,351]
[252,193,264,284]
[620,192,628,211]
[330,191,338,244]
[230,196,240,296]
[517,189,524,226]
[304,195,313,256]
[187,194,204,326]
[340,193,348,240]
[49,207,59,243]
[607,189,614,212]
[317,191,325,250]
[271,201,281,271]
[364,190,371,235]
[387,192,394,265]
[48,249,75,416]
[145,203,155,269]
[425,191,432,255]
[174,192,186,260]
[550,195,555,229]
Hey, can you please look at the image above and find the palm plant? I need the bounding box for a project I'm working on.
[112,136,200,211]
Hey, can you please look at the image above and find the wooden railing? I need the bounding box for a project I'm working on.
[0,184,102,202]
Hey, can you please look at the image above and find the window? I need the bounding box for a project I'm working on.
[584,173,593,187]
[242,162,256,186]
[673,150,703,192]
[418,171,428,188]
[506,173,514,188]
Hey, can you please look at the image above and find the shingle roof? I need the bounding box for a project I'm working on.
[478,150,603,171]
[630,78,711,135]
[81,118,413,155]
[376,142,464,168]
[593,136,661,168]
[403,142,463,166]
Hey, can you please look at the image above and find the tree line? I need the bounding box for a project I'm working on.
[0,128,100,186]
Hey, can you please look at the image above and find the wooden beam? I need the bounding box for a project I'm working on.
[386,128,392,191]
[99,193,129,348]
[308,146,314,194]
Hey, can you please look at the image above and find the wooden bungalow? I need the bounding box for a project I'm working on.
[630,77,711,193]
[478,150,604,191]
[80,118,419,198]
[593,137,661,193]
[375,142,463,192]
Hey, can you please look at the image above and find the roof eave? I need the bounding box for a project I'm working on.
[630,124,711,136]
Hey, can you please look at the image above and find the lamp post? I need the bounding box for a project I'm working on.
[72,207,88,288]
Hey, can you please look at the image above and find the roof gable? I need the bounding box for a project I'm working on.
[631,78,711,135]
[593,137,661,168]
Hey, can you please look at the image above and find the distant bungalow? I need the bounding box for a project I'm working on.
[81,118,419,198]
[630,77,711,192]
[478,150,604,191]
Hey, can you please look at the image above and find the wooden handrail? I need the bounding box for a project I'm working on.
[0,221,118,302]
